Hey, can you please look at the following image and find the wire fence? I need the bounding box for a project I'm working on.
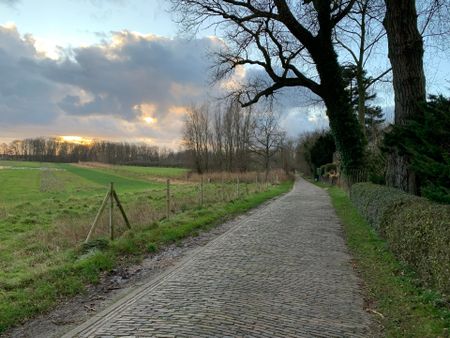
[48,169,289,247]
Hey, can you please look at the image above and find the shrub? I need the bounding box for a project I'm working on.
[319,163,337,175]
[351,183,450,296]
[383,95,450,203]
[351,183,419,230]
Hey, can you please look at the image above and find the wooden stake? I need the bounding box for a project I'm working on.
[112,190,131,229]
[236,176,240,199]
[221,175,225,201]
[200,175,204,207]
[85,189,110,243]
[85,182,131,243]
[166,178,170,219]
[109,182,114,240]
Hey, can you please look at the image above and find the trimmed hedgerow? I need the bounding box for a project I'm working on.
[351,183,450,296]
[350,183,419,230]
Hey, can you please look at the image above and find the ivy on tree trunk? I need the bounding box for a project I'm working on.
[383,0,426,194]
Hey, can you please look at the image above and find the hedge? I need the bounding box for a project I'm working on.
[351,183,450,296]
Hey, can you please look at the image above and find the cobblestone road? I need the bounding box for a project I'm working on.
[64,179,374,337]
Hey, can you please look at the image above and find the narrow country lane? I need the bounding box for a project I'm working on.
[64,179,374,338]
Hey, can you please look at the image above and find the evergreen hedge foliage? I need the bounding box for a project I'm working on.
[383,95,450,203]
[351,183,450,296]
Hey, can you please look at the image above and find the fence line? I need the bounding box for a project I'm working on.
[84,171,285,243]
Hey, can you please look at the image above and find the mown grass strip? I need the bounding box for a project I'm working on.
[323,184,449,337]
[59,164,160,191]
[0,180,293,333]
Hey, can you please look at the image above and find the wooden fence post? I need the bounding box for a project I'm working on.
[236,176,240,199]
[109,182,114,241]
[85,182,131,243]
[112,190,131,229]
[200,175,204,207]
[85,188,111,243]
[221,175,225,201]
[166,178,170,219]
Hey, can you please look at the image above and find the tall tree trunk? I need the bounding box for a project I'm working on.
[315,44,366,174]
[357,1,367,134]
[383,0,426,194]
[356,66,366,132]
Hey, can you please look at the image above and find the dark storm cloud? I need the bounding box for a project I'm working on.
[0,25,62,125]
[0,26,219,136]
[41,31,217,121]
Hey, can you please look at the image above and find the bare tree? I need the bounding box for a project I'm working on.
[211,108,225,170]
[222,102,235,171]
[171,0,366,173]
[251,109,284,179]
[335,0,391,130]
[183,104,212,173]
[279,137,297,175]
[232,100,253,172]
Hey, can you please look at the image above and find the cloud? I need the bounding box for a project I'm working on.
[0,25,220,146]
[44,31,218,120]
[0,24,64,125]
[232,66,327,137]
[0,0,19,7]
[0,23,330,147]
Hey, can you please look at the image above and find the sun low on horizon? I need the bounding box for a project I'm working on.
[58,135,94,145]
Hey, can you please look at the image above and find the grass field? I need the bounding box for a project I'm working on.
[0,160,292,332]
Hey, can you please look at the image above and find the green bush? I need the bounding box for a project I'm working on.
[319,163,337,175]
[351,183,420,230]
[351,183,450,296]
[383,95,450,203]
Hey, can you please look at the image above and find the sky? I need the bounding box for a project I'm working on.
[0,0,448,148]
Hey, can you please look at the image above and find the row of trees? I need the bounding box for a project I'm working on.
[0,138,184,167]
[170,0,449,196]
[183,100,289,175]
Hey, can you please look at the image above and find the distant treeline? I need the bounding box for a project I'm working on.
[0,138,186,167]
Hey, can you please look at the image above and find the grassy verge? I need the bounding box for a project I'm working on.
[322,184,449,337]
[0,180,293,333]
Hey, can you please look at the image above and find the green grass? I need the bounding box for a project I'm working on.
[322,184,450,337]
[0,160,292,333]
[0,160,60,168]
[111,165,188,178]
[59,164,161,191]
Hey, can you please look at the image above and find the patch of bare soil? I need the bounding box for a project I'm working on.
[2,209,260,338]
[72,162,114,169]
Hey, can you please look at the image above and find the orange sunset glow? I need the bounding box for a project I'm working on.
[59,136,93,145]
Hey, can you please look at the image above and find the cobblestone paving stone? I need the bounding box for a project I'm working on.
[65,179,374,337]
